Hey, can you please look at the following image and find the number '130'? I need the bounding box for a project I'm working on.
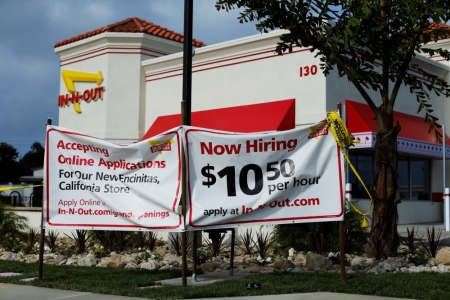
[299,65,318,77]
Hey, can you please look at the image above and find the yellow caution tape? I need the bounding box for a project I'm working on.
[325,110,372,227]
[0,184,43,192]
[326,111,355,149]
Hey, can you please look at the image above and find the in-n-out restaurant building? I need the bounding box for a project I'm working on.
[55,17,450,226]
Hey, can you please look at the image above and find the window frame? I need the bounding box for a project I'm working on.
[347,150,431,201]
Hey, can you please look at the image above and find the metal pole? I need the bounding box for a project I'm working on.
[181,0,193,287]
[192,231,197,282]
[343,103,349,184]
[445,188,450,231]
[337,103,345,281]
[183,0,193,126]
[180,102,188,287]
[229,228,235,275]
[38,117,52,280]
[443,125,446,191]
[443,125,447,230]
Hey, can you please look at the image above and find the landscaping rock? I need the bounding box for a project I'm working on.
[124,263,138,269]
[66,257,79,266]
[379,262,395,272]
[140,259,159,271]
[273,259,295,271]
[438,264,450,272]
[155,248,168,258]
[288,248,296,260]
[351,257,366,266]
[0,252,14,261]
[4,233,450,276]
[198,262,218,272]
[106,260,126,268]
[77,256,98,267]
[163,253,181,265]
[54,255,67,264]
[427,257,436,267]
[294,253,306,265]
[305,251,325,271]
[292,266,305,273]
[436,247,450,265]
[120,256,137,264]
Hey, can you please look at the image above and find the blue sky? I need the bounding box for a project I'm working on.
[0,0,259,158]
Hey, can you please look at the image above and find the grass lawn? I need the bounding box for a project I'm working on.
[1,260,449,299]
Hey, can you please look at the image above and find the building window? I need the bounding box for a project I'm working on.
[398,156,430,200]
[348,151,374,199]
[348,151,430,200]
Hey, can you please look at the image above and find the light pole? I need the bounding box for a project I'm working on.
[180,0,193,287]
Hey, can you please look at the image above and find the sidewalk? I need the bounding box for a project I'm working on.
[0,282,416,300]
[397,222,450,246]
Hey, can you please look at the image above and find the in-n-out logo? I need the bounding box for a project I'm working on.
[308,123,328,139]
[58,70,105,113]
[148,139,174,154]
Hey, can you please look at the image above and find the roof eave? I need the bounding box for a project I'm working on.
[54,32,188,55]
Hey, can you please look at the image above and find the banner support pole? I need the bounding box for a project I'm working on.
[180,0,193,287]
[181,101,188,286]
[445,188,449,231]
[38,117,52,280]
[443,125,447,230]
[337,103,346,281]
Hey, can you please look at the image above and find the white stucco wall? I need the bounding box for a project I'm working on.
[143,30,327,128]
[55,33,187,145]
[355,199,443,225]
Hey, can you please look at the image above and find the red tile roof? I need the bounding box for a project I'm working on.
[423,22,450,41]
[54,17,206,48]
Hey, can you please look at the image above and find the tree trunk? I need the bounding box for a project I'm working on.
[364,112,401,258]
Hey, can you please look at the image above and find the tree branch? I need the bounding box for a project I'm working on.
[334,55,381,123]
[389,31,421,111]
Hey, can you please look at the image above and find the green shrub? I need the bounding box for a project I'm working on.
[89,230,133,252]
[0,202,28,251]
[0,196,9,205]
[65,230,91,254]
[271,204,368,255]
[406,252,428,266]
[188,248,213,264]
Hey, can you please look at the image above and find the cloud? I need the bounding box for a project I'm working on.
[193,1,259,44]
[148,0,259,44]
[0,0,264,157]
[0,46,55,87]
[45,0,116,33]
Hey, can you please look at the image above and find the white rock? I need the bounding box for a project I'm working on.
[140,259,159,271]
[288,248,296,260]
[124,263,138,270]
[162,253,181,264]
[438,264,450,272]
[77,256,98,267]
[351,257,366,266]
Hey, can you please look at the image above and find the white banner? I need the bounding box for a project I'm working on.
[184,121,344,230]
[44,126,183,231]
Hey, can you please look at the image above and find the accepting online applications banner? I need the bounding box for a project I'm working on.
[44,125,183,231]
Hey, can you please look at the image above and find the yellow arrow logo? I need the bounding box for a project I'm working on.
[62,70,103,93]
[61,70,103,113]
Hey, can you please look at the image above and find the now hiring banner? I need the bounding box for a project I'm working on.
[183,121,345,231]
[43,125,183,231]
